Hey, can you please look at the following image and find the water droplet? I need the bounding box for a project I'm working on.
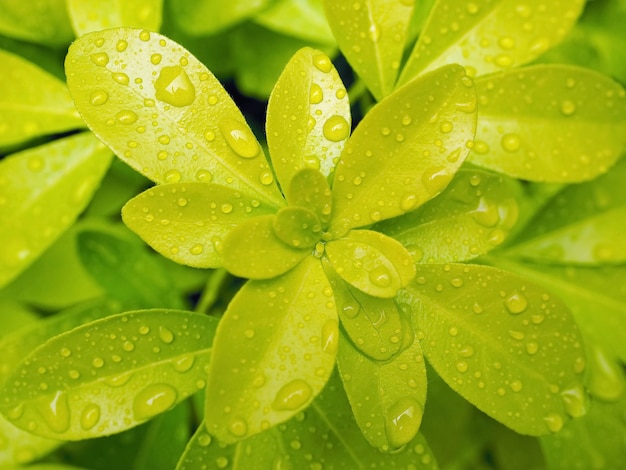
[106,371,133,387]
[400,193,418,212]
[385,397,423,449]
[173,354,195,373]
[228,417,248,437]
[508,330,525,341]
[218,117,259,158]
[312,54,332,73]
[456,361,468,373]
[116,110,138,125]
[505,292,528,314]
[526,342,539,355]
[163,169,182,183]
[310,83,323,104]
[90,52,109,67]
[139,30,151,41]
[92,357,104,368]
[561,386,588,418]
[260,171,274,185]
[216,457,229,469]
[272,379,312,411]
[543,412,564,433]
[116,39,128,52]
[198,433,212,446]
[422,166,452,194]
[369,265,392,287]
[510,380,523,392]
[159,326,175,344]
[560,100,576,116]
[154,66,196,107]
[133,384,177,420]
[150,53,162,65]
[221,203,233,214]
[321,320,338,354]
[190,244,204,255]
[112,72,129,85]
[80,403,101,430]
[501,134,521,152]
[322,115,350,142]
[37,390,70,433]
[440,121,453,133]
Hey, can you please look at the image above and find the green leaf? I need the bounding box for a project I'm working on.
[586,343,625,403]
[204,257,338,443]
[221,215,311,279]
[323,0,414,100]
[0,412,61,466]
[175,423,235,469]
[66,0,163,37]
[170,0,272,34]
[399,263,588,435]
[503,159,626,264]
[378,168,521,263]
[398,0,585,84]
[267,47,350,187]
[0,309,217,440]
[329,64,477,233]
[0,49,83,147]
[273,206,323,249]
[0,0,74,45]
[468,65,626,182]
[65,28,283,207]
[0,133,113,288]
[77,230,186,309]
[286,168,333,226]
[337,328,427,451]
[122,182,276,269]
[255,0,335,45]
[324,229,415,298]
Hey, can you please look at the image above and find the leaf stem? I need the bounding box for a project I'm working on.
[195,268,229,314]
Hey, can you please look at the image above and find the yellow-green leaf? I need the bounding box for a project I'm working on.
[65,28,283,207]
[286,168,333,226]
[0,0,74,45]
[273,206,323,249]
[170,0,272,34]
[256,0,335,45]
[66,0,163,37]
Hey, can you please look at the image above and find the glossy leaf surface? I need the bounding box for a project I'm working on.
[221,215,310,279]
[122,182,275,269]
[0,50,83,147]
[273,206,322,248]
[400,263,587,435]
[338,329,427,451]
[378,169,520,263]
[65,28,283,207]
[469,65,626,182]
[0,133,112,288]
[256,0,335,45]
[286,168,333,226]
[0,310,217,439]
[0,0,74,45]
[267,47,350,185]
[323,0,414,100]
[66,0,162,37]
[399,0,585,84]
[330,64,477,232]
[170,0,271,34]
[205,258,338,443]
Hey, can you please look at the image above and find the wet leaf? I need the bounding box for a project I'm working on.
[256,0,335,45]
[378,169,521,263]
[169,0,272,34]
[0,0,74,45]
[65,28,283,207]
[324,229,415,298]
[122,182,276,269]
[337,328,427,451]
[286,168,333,226]
[586,343,625,403]
[267,47,350,186]
[468,65,626,182]
[0,309,217,440]
[0,132,113,288]
[0,412,61,465]
[204,257,338,443]
[273,206,323,249]
[400,263,588,435]
[323,0,414,100]
[66,0,163,36]
[398,0,585,84]
[0,49,83,147]
[221,215,310,279]
[329,64,476,233]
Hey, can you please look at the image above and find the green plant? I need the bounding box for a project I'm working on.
[1,0,625,469]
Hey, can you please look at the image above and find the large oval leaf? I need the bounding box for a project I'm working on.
[468,65,626,182]
[399,263,587,435]
[66,0,163,37]
[0,0,74,45]
[204,257,338,443]
[398,0,585,84]
[0,309,217,440]
[0,133,113,288]
[0,50,83,147]
[329,64,477,233]
[266,47,350,186]
[65,28,283,207]
[122,182,276,269]
[170,0,272,34]
[323,0,414,100]
[378,168,521,263]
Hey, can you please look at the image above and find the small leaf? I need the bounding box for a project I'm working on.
[267,47,350,186]
[324,229,415,299]
[329,64,477,232]
[169,0,272,34]
[0,309,217,440]
[66,0,163,36]
[221,215,311,279]
[286,168,333,226]
[468,65,626,182]
[337,328,427,451]
[586,343,625,402]
[503,159,626,264]
[378,168,521,263]
[323,0,414,99]
[273,206,323,249]
[65,28,283,207]
[0,413,61,466]
[0,0,74,45]
[255,0,335,45]
[0,133,113,288]
[398,0,585,84]
[122,182,276,269]
[400,263,588,435]
[0,49,83,147]
[204,257,338,443]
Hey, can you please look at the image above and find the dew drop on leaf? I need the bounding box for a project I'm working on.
[272,379,312,411]
[228,417,248,437]
[312,53,332,73]
[198,433,212,446]
[132,383,177,420]
[504,291,528,314]
[501,133,521,152]
[159,325,175,344]
[421,166,452,194]
[368,265,392,287]
[310,83,323,104]
[154,65,196,107]
[36,390,71,433]
[80,403,101,430]
[90,90,109,106]
[112,72,130,86]
[150,53,162,65]
[322,115,350,142]
[163,169,182,183]
[116,39,128,52]
[116,110,138,125]
[173,354,195,373]
[321,320,339,354]
[543,412,564,433]
[385,397,423,449]
[218,117,259,158]
[90,52,109,67]
[560,385,588,418]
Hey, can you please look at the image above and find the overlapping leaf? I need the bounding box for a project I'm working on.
[170,0,272,34]
[0,0,74,45]
[468,65,626,182]
[256,0,335,45]
[285,168,333,226]
[65,28,283,207]
[329,64,477,233]
[66,0,163,37]
[0,132,112,288]
[204,258,338,443]
[399,263,587,435]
